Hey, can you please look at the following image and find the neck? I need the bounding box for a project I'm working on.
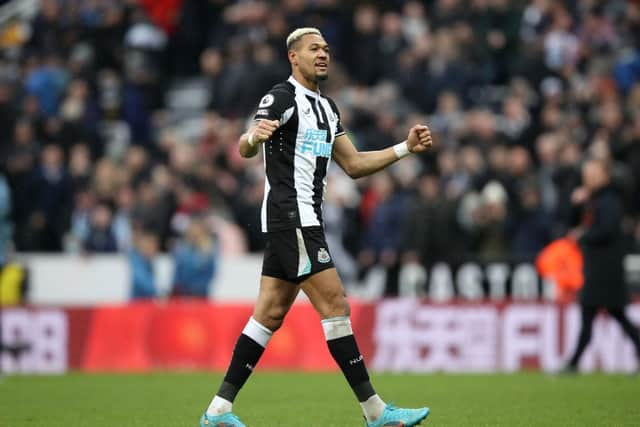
[292,71,318,91]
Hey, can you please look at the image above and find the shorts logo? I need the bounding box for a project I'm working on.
[318,248,331,263]
[259,94,274,107]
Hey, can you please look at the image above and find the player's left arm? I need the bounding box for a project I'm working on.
[332,125,433,179]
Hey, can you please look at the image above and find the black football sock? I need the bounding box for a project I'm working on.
[216,317,272,402]
[322,316,376,402]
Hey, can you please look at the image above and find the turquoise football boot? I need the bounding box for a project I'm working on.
[199,412,246,427]
[365,404,430,427]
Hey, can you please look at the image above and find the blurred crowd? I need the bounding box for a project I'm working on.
[0,0,639,292]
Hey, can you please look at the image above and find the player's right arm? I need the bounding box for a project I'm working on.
[239,88,294,158]
[239,119,280,158]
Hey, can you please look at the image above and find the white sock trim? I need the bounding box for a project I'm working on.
[321,316,353,340]
[360,394,386,422]
[206,395,233,416]
[242,316,273,348]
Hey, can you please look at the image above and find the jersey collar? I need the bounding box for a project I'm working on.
[288,76,320,98]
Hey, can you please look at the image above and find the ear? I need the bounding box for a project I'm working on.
[288,49,297,66]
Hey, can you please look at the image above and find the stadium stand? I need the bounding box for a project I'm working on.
[0,0,639,297]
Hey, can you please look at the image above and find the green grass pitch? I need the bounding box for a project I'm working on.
[1,372,638,426]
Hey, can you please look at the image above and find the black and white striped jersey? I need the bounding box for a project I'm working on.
[253,76,345,232]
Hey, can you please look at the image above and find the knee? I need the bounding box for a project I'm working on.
[321,291,350,319]
[254,304,289,332]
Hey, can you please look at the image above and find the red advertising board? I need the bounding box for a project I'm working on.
[1,301,639,374]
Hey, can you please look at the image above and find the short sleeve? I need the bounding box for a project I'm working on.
[327,97,345,136]
[335,115,345,137]
[253,88,294,122]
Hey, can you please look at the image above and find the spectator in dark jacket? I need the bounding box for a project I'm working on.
[359,172,405,269]
[564,158,640,371]
[27,144,72,251]
[401,174,462,267]
[83,203,118,253]
[509,182,552,258]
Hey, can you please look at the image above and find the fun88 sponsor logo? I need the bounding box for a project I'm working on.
[300,129,332,158]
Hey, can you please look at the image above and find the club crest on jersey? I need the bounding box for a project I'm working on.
[318,248,331,263]
[300,129,332,158]
[259,94,274,107]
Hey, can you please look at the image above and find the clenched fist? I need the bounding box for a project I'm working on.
[250,119,280,145]
[407,125,433,153]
